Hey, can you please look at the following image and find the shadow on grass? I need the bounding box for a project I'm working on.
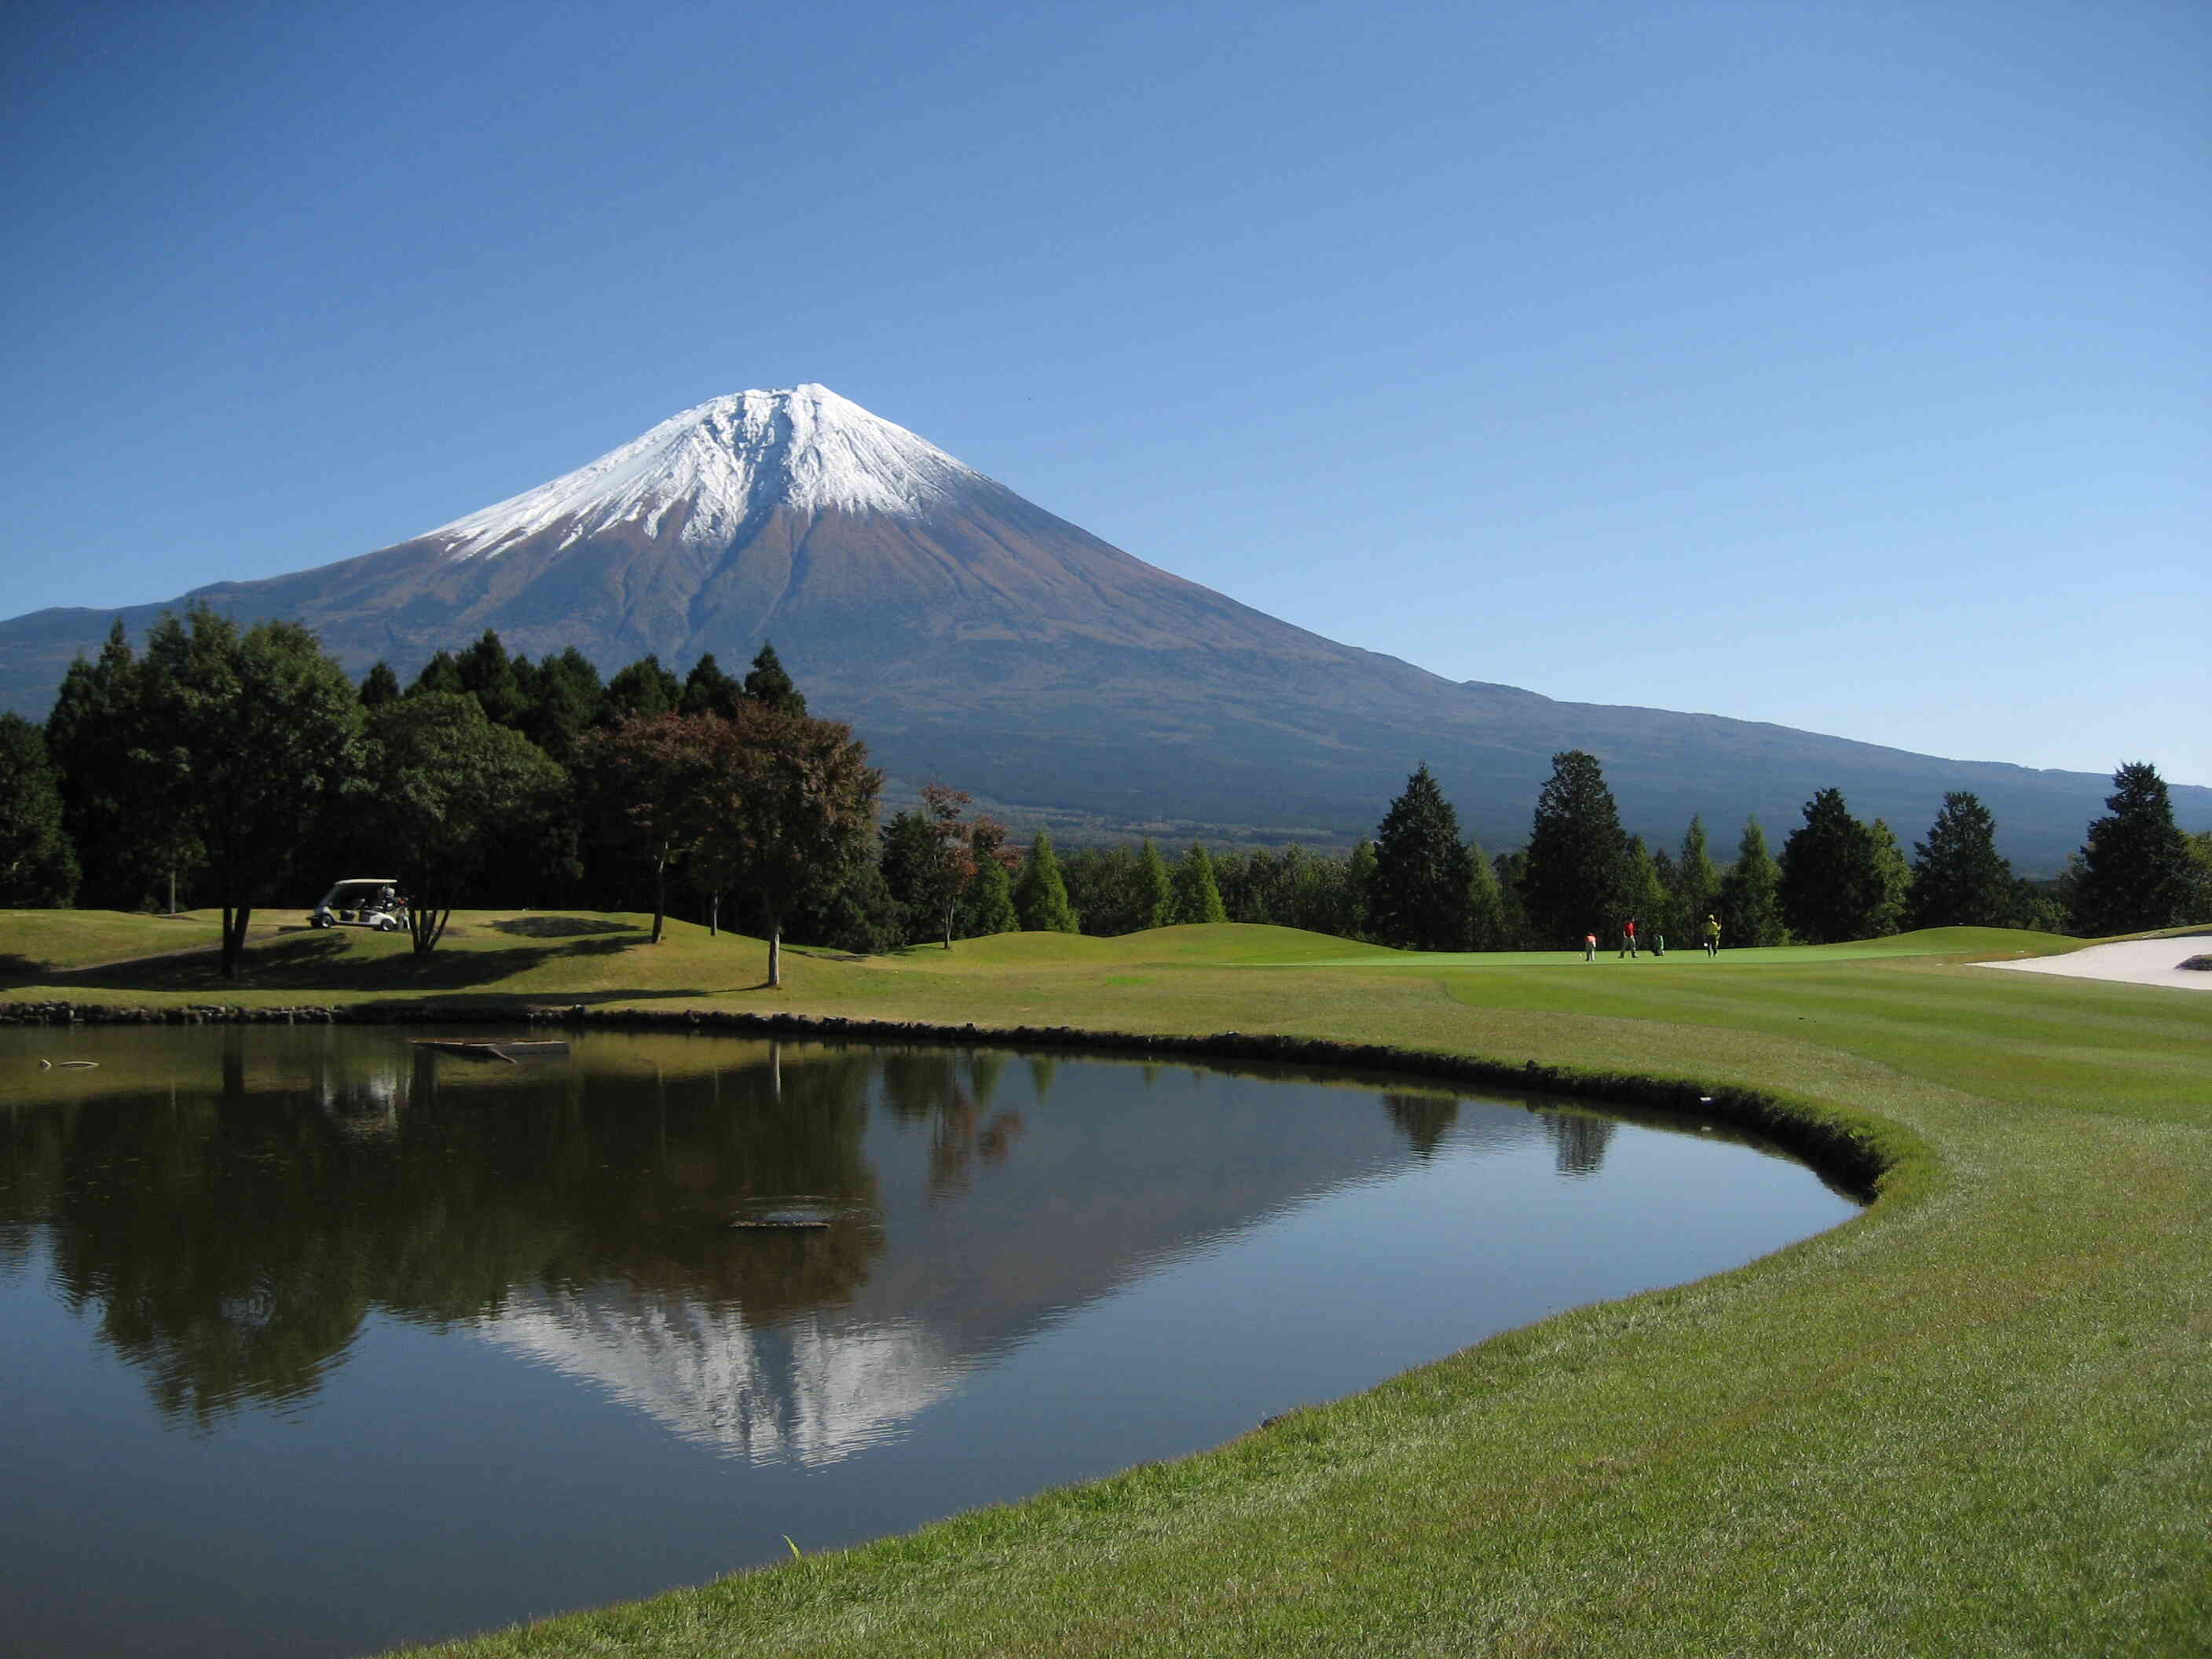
[484,917,638,939]
[49,930,712,1002]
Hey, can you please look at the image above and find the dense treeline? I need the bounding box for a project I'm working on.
[4,615,2206,958]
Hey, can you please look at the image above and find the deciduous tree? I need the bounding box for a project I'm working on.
[362,694,566,954]
[577,713,719,943]
[690,705,881,986]
[134,606,365,977]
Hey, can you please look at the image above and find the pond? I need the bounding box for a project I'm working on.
[0,1026,1859,1657]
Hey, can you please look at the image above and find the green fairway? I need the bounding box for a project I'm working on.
[4,914,2207,1656]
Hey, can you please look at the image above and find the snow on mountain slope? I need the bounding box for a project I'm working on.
[427,384,986,561]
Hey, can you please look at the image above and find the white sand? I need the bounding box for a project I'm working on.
[1977,936,2212,992]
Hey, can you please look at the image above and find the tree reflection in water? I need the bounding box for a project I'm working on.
[16,1031,881,1426]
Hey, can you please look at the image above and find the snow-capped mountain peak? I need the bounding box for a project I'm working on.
[426,384,987,562]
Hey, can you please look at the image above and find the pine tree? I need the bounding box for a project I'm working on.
[602,655,681,721]
[408,650,466,698]
[1171,842,1228,925]
[359,662,401,708]
[455,628,531,727]
[1905,793,2013,928]
[679,652,745,719]
[2071,762,2195,935]
[1778,788,1887,943]
[1622,837,1670,948]
[1368,764,1475,950]
[1518,750,1630,946]
[46,620,185,910]
[965,854,1019,936]
[1464,838,1506,950]
[521,648,605,764]
[1138,837,1175,929]
[742,643,807,717]
[1867,819,1911,936]
[1718,816,1785,946]
[0,713,79,906]
[1345,838,1377,940]
[1672,816,1719,943]
[1013,830,1080,932]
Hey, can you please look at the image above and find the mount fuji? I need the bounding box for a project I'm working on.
[0,385,2196,866]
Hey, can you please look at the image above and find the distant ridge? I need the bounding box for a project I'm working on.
[1,385,2200,870]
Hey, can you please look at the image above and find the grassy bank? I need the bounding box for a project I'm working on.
[5,914,2208,1654]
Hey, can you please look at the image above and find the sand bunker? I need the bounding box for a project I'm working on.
[1978,936,2212,992]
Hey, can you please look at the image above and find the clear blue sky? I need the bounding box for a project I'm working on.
[3,0,2204,785]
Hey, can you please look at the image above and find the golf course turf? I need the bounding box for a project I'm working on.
[4,913,2207,1655]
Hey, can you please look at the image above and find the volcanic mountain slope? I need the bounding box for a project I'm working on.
[2,385,2199,869]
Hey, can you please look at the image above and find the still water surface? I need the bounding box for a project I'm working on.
[0,1026,1858,1657]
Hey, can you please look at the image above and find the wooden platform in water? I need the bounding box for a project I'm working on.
[411,1038,570,1064]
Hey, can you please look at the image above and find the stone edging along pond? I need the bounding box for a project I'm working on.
[3,998,1902,1204]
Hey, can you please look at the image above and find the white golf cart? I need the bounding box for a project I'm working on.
[309,878,411,932]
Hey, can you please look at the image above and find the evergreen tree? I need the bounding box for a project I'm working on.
[1518,749,1630,945]
[46,620,189,910]
[1622,837,1670,947]
[1013,830,1079,932]
[0,713,79,906]
[1368,764,1475,950]
[359,662,401,709]
[1906,793,2013,928]
[1170,842,1228,925]
[2071,761,2195,935]
[742,643,807,717]
[679,652,745,719]
[877,808,943,944]
[1867,819,1911,936]
[1778,788,1888,944]
[1345,838,1377,939]
[1672,816,1720,945]
[454,629,531,727]
[408,650,465,698]
[964,855,1019,936]
[602,655,682,722]
[521,648,605,764]
[1138,838,1176,929]
[1464,838,1505,950]
[1490,849,1533,948]
[1718,816,1785,946]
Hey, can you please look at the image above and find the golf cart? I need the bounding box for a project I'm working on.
[309,877,411,932]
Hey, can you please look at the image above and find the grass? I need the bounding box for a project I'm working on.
[4,910,2208,1655]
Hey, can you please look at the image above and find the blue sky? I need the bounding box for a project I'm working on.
[3,0,2205,785]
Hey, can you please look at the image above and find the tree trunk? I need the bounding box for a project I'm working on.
[220,905,252,980]
[768,920,782,987]
[651,856,668,943]
[709,891,720,937]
